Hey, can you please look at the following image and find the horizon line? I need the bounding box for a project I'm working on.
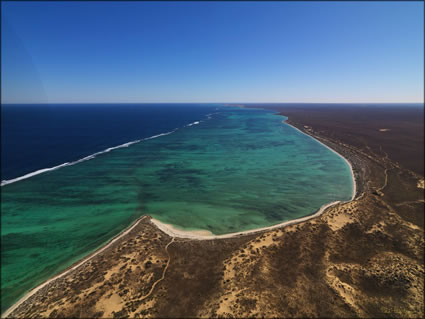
[2,101,424,105]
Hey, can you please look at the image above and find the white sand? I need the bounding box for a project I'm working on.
[2,116,358,318]
[151,200,341,240]
[1,216,148,318]
[151,119,357,240]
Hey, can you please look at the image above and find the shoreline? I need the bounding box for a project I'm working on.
[282,119,357,201]
[2,216,148,318]
[151,200,341,240]
[2,113,358,318]
[150,115,357,240]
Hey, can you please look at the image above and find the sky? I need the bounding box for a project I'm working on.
[1,1,424,104]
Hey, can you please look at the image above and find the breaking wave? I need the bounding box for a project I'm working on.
[1,113,217,187]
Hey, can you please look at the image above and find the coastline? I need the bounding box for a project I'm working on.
[150,115,357,240]
[2,113,358,318]
[5,106,423,318]
[2,216,148,318]
[282,119,357,201]
[151,200,341,240]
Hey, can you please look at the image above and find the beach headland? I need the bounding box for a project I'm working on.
[3,104,424,318]
[150,200,342,241]
[148,116,357,241]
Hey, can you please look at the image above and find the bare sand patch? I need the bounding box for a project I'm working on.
[216,288,249,317]
[95,293,123,318]
[326,265,361,314]
[328,212,354,231]
[366,221,386,234]
[151,200,342,241]
[103,264,123,281]
[157,222,214,237]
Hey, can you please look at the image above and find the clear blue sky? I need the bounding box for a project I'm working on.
[1,1,423,104]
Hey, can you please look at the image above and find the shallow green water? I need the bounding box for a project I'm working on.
[1,107,353,312]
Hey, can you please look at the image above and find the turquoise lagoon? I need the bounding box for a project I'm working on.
[1,107,353,312]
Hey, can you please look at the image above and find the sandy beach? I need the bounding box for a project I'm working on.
[2,198,346,317]
[3,104,423,318]
[150,117,357,240]
[1,216,149,318]
[283,119,357,201]
[2,115,358,318]
[151,200,342,240]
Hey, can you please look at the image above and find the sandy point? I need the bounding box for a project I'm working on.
[151,200,342,241]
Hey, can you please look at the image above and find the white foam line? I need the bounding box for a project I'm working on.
[1,163,71,187]
[0,132,172,187]
[2,110,222,188]
[0,139,142,187]
[151,115,358,240]
[1,111,220,315]
[1,115,220,188]
[186,121,200,127]
[0,132,177,187]
[2,111,358,316]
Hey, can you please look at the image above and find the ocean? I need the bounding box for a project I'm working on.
[1,103,353,312]
[1,104,219,182]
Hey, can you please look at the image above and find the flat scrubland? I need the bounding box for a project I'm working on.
[6,105,424,318]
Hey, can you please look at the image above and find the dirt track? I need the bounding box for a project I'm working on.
[6,104,424,318]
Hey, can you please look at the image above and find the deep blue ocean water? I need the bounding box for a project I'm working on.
[1,103,355,312]
[1,104,219,181]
